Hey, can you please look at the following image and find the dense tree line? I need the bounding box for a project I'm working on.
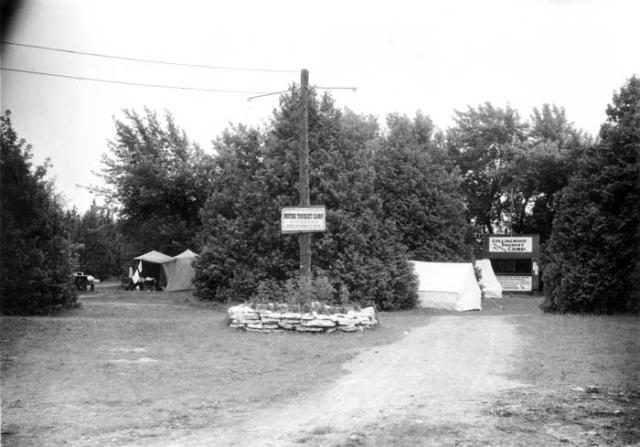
[0,112,76,315]
[3,75,637,314]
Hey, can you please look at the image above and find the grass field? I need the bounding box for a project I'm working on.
[1,285,639,446]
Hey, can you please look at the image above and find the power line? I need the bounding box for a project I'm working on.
[2,41,298,74]
[0,67,268,94]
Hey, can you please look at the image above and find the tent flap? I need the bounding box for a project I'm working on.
[475,259,503,299]
[410,260,482,311]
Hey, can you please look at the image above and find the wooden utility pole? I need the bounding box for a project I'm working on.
[299,69,311,278]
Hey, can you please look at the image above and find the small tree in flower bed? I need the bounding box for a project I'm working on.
[250,273,357,313]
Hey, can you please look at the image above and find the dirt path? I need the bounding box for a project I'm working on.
[146,315,525,446]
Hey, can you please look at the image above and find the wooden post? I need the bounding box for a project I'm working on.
[299,69,311,278]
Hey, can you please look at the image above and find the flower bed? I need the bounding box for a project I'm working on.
[227,304,378,333]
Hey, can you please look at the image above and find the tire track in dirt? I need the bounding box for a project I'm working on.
[145,315,525,446]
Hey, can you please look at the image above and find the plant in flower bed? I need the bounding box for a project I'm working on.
[249,274,357,313]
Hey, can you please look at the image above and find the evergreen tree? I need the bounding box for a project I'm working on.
[0,111,76,315]
[374,113,471,261]
[542,76,640,313]
[196,88,417,310]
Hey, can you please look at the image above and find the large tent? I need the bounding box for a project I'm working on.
[162,249,199,291]
[410,261,482,311]
[130,249,198,291]
[475,259,503,299]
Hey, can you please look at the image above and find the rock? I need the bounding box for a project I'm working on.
[260,317,281,324]
[281,318,302,325]
[336,317,357,326]
[246,323,263,329]
[279,322,299,330]
[301,319,336,328]
[360,307,376,316]
[281,312,303,319]
[295,326,324,332]
[261,323,280,330]
[338,325,358,332]
[237,319,261,325]
[236,313,260,320]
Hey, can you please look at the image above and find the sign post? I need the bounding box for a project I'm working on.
[298,69,312,278]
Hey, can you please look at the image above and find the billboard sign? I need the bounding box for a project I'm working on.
[281,206,326,233]
[488,236,533,253]
[496,275,533,292]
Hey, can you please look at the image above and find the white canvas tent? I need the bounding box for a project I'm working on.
[410,261,482,311]
[162,249,199,292]
[475,259,503,298]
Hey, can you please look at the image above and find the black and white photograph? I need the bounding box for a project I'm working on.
[1,0,639,445]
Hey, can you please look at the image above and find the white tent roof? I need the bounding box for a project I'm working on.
[410,261,482,311]
[134,250,173,264]
[173,249,198,259]
[475,259,503,299]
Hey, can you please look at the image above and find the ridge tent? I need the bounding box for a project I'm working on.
[410,260,482,311]
[162,249,199,292]
[132,250,173,287]
[475,259,503,299]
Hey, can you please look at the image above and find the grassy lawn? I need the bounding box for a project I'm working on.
[0,285,430,447]
[2,287,639,446]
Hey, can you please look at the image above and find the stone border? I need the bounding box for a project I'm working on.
[227,304,378,333]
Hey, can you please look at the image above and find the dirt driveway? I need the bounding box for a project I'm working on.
[149,315,524,446]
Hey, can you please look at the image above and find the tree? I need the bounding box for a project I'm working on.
[374,113,471,261]
[196,88,417,310]
[70,201,123,279]
[542,76,640,313]
[447,102,586,247]
[0,111,76,315]
[101,108,214,255]
[446,103,529,239]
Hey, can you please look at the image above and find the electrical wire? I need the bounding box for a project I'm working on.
[0,67,268,94]
[2,41,298,74]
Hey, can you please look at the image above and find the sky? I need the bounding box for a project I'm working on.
[1,0,639,211]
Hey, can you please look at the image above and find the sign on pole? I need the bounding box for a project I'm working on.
[281,206,326,234]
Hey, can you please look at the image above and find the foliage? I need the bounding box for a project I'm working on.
[251,273,336,310]
[100,108,214,255]
[0,111,77,315]
[374,112,471,261]
[542,76,640,313]
[446,102,586,248]
[196,88,417,310]
[67,202,124,279]
[446,103,528,238]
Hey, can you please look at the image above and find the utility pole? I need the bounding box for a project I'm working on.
[299,69,311,279]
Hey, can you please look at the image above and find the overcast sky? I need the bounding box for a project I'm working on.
[2,0,639,211]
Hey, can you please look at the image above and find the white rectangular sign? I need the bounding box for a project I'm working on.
[497,275,532,292]
[281,206,326,233]
[489,236,533,253]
